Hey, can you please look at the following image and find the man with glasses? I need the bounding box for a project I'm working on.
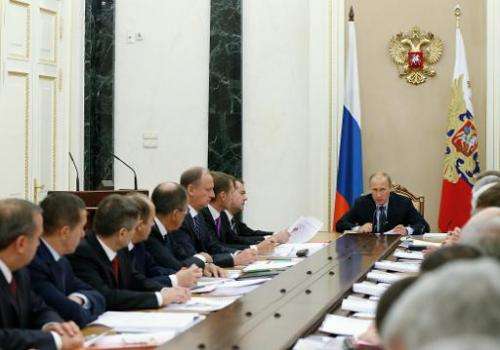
[335,172,429,235]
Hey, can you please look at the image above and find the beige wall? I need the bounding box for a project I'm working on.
[347,0,486,230]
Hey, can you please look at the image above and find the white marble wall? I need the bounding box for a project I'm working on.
[114,0,210,191]
[242,0,333,231]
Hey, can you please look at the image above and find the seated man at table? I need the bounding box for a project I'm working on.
[28,193,105,327]
[225,178,290,244]
[127,192,202,287]
[0,198,84,350]
[335,172,430,235]
[147,182,226,278]
[68,195,190,311]
[200,171,277,253]
[172,167,257,267]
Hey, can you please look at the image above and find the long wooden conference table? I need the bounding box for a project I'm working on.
[84,232,402,349]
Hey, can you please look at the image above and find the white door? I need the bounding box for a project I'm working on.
[0,0,70,202]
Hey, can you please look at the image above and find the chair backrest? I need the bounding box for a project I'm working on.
[391,183,425,216]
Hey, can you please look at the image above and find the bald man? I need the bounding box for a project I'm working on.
[336,172,429,235]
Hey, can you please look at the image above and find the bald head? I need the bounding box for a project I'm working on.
[460,208,500,261]
[151,182,188,216]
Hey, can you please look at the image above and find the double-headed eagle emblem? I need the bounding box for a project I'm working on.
[389,27,443,85]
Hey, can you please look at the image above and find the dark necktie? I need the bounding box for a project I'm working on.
[215,216,222,238]
[193,215,202,237]
[231,218,238,234]
[111,257,120,285]
[9,278,17,298]
[377,206,387,233]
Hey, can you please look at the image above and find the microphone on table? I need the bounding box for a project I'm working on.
[110,153,138,190]
[68,152,80,191]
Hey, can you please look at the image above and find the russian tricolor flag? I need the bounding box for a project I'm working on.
[333,13,363,229]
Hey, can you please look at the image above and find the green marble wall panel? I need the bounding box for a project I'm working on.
[208,0,242,177]
[84,0,115,189]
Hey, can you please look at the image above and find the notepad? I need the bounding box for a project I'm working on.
[352,281,388,297]
[393,250,425,260]
[366,270,408,284]
[163,296,239,313]
[319,314,372,336]
[375,260,420,273]
[91,311,203,333]
[341,296,377,314]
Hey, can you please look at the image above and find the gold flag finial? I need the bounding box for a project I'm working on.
[349,6,355,22]
[454,4,462,28]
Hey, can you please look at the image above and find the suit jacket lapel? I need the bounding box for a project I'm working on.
[0,272,19,314]
[87,233,118,287]
[39,242,66,292]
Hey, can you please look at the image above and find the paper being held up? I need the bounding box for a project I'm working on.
[287,217,323,243]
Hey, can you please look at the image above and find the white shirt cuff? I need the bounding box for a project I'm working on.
[250,245,257,251]
[406,226,414,235]
[155,292,163,307]
[69,292,90,309]
[352,226,360,232]
[50,331,62,350]
[169,274,178,287]
[194,254,207,263]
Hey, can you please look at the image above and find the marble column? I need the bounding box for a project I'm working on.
[208,0,242,177]
[84,0,115,189]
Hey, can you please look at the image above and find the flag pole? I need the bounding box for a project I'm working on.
[454,4,462,28]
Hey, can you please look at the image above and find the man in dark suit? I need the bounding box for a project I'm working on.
[146,182,226,278]
[335,172,430,234]
[28,193,105,328]
[201,171,277,253]
[225,179,290,244]
[68,195,190,311]
[127,192,202,288]
[173,167,258,268]
[0,198,83,350]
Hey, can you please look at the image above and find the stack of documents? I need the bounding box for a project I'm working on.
[242,259,300,272]
[91,311,203,333]
[287,217,324,243]
[366,270,407,284]
[163,296,239,313]
[352,281,389,297]
[341,296,377,314]
[374,260,420,273]
[393,250,424,260]
[270,243,328,258]
[319,314,371,336]
[87,332,176,349]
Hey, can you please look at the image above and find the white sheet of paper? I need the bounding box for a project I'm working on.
[218,278,270,288]
[197,277,234,286]
[393,250,424,260]
[90,331,176,348]
[191,284,217,294]
[287,217,324,243]
[270,243,328,258]
[352,281,388,297]
[242,259,300,272]
[293,335,346,350]
[352,312,375,320]
[341,297,377,314]
[366,270,408,284]
[423,233,448,241]
[375,260,419,273]
[163,296,238,313]
[319,314,371,336]
[91,311,202,332]
[210,284,260,297]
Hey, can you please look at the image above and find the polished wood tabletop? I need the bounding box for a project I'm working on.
[83,232,401,349]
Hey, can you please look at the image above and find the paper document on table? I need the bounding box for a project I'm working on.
[341,297,377,314]
[383,229,403,235]
[163,296,239,313]
[287,217,323,243]
[242,259,300,272]
[366,270,408,284]
[210,284,259,297]
[352,281,388,297]
[293,335,346,350]
[352,312,375,320]
[423,233,448,241]
[393,250,424,260]
[270,243,328,258]
[218,278,270,288]
[375,260,419,273]
[197,277,234,286]
[91,311,202,333]
[88,331,176,349]
[401,237,441,248]
[319,314,371,336]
